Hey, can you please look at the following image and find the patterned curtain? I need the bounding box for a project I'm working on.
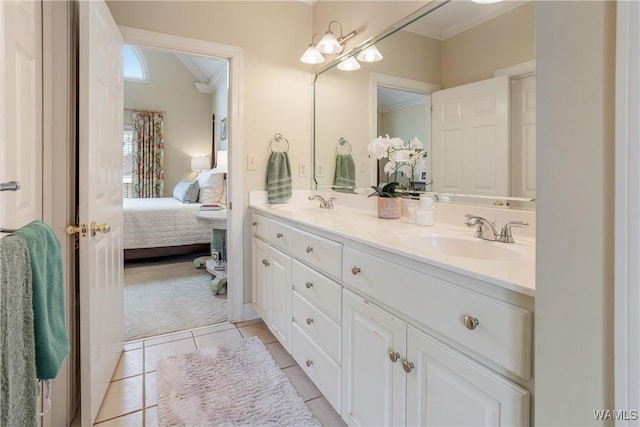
[131,111,164,198]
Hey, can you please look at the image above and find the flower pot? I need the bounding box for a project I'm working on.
[377,197,402,219]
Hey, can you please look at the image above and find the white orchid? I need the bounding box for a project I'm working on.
[368,135,428,188]
[367,135,392,160]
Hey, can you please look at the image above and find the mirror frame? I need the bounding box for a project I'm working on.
[311,0,536,207]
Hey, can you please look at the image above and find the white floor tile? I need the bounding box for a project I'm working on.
[112,349,143,381]
[95,376,144,423]
[143,331,194,348]
[145,372,157,408]
[192,322,236,336]
[144,337,197,372]
[194,328,243,349]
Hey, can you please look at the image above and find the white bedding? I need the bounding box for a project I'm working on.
[123,198,218,249]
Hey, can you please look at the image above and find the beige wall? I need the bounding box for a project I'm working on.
[536,1,615,425]
[441,1,535,88]
[108,1,313,303]
[124,48,213,196]
[212,71,229,153]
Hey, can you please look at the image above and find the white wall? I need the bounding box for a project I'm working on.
[124,47,213,196]
[536,1,616,424]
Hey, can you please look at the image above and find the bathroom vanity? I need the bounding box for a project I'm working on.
[250,191,535,427]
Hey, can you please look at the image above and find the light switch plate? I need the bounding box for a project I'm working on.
[298,162,308,177]
[316,163,324,177]
[247,154,257,171]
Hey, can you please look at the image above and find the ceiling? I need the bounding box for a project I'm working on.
[406,0,529,41]
[176,54,227,93]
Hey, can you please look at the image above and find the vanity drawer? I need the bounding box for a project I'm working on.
[292,322,341,413]
[342,246,533,379]
[292,291,341,363]
[292,259,342,323]
[251,213,291,251]
[290,228,342,278]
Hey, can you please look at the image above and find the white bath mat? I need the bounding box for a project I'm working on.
[156,336,322,426]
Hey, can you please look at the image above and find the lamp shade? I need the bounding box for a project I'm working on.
[300,44,325,64]
[337,56,360,71]
[191,156,210,171]
[317,31,342,54]
[356,45,383,63]
[215,150,228,173]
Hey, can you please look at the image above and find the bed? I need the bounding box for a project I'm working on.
[123,197,220,260]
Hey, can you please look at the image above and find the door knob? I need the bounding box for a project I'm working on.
[90,222,111,237]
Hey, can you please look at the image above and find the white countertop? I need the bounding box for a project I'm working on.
[250,193,535,298]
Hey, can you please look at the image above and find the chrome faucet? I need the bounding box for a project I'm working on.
[464,214,529,243]
[308,195,336,209]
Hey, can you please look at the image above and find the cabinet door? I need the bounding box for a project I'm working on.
[406,326,530,427]
[252,237,270,320]
[342,290,407,427]
[268,246,292,353]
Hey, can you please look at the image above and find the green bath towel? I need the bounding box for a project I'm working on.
[333,154,356,193]
[0,235,38,427]
[15,221,69,380]
[266,151,292,203]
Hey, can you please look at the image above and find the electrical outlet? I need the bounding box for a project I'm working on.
[316,163,324,177]
[247,154,257,171]
[358,158,367,172]
[298,162,308,177]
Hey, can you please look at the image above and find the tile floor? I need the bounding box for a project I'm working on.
[91,319,347,427]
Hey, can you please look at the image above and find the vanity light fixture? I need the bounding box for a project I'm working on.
[300,34,325,65]
[356,45,383,63]
[191,155,210,175]
[471,0,503,3]
[337,56,361,71]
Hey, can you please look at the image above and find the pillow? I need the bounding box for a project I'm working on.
[173,179,200,203]
[198,169,226,204]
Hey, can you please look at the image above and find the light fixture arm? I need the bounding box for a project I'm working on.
[328,20,356,45]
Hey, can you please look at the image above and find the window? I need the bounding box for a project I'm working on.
[123,45,149,83]
[123,126,134,198]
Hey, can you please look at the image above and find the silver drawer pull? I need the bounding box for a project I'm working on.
[389,351,400,363]
[351,266,361,275]
[305,282,313,289]
[463,315,479,330]
[306,246,313,253]
[306,360,313,367]
[276,232,283,238]
[262,259,270,267]
[402,360,414,373]
[306,318,314,325]
[252,221,257,226]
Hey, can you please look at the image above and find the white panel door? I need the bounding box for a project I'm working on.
[342,289,407,427]
[268,246,292,353]
[0,0,42,230]
[432,75,510,196]
[511,75,536,199]
[406,326,530,427]
[78,2,124,424]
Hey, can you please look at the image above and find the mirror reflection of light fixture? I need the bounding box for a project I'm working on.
[356,45,383,63]
[337,56,361,71]
[215,150,228,174]
[191,155,210,176]
[300,21,356,63]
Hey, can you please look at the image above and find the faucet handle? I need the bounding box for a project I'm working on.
[325,197,336,209]
[498,221,529,243]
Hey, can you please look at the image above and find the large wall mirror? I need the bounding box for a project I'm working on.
[313,0,536,208]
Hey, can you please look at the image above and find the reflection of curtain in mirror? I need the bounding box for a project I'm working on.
[132,111,164,198]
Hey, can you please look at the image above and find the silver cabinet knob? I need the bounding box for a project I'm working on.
[276,232,283,238]
[402,360,415,373]
[389,351,400,363]
[262,259,270,267]
[306,246,313,253]
[351,266,361,275]
[305,282,313,289]
[306,318,314,325]
[306,360,313,367]
[464,315,479,330]
[252,221,257,226]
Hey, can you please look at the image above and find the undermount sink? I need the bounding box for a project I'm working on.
[270,204,335,214]
[394,232,528,262]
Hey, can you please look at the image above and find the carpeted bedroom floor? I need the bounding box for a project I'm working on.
[124,257,228,341]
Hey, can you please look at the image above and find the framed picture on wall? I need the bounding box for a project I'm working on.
[221,117,228,141]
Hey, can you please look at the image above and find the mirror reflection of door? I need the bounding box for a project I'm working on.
[376,86,429,190]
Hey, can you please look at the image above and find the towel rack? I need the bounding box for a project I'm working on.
[269,133,290,153]
[336,137,352,154]
[1,181,20,192]
[0,228,18,233]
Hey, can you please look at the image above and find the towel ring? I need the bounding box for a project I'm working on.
[269,133,290,153]
[336,137,352,155]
